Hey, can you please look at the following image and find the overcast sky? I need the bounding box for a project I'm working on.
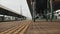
[0,0,32,19]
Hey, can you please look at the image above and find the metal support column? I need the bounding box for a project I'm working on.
[2,15,5,21]
[50,0,53,22]
[32,0,36,22]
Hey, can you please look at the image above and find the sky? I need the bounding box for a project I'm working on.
[0,0,32,19]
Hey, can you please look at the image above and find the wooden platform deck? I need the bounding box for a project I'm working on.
[25,21,60,34]
[0,20,60,34]
[0,20,31,34]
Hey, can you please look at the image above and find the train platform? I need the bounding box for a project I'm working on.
[25,21,60,34]
[0,20,60,34]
